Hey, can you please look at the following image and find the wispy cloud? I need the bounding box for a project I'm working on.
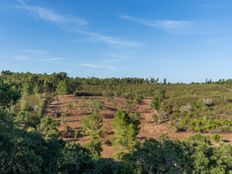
[122,15,232,36]
[17,0,87,26]
[20,49,48,55]
[53,62,117,71]
[0,48,117,71]
[80,63,101,68]
[80,30,141,47]
[17,0,140,48]
[102,54,129,63]
[1,49,64,62]
[80,63,116,71]
[121,15,192,32]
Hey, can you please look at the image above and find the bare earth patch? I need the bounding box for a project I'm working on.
[46,95,232,158]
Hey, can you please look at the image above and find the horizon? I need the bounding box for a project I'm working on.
[1,70,229,84]
[1,0,232,82]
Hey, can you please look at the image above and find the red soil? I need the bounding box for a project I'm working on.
[46,95,232,158]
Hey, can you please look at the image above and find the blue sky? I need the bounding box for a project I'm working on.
[1,0,232,82]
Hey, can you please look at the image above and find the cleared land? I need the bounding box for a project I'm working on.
[46,95,232,157]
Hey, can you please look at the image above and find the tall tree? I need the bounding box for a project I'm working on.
[81,113,103,158]
[112,110,140,158]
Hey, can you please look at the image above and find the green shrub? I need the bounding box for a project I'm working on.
[212,134,222,143]
[37,117,60,139]
[152,114,159,125]
[90,100,103,114]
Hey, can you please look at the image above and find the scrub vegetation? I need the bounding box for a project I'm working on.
[1,71,232,174]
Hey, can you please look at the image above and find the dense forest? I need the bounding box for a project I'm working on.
[0,71,232,174]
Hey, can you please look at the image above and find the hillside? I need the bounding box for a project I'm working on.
[46,95,232,157]
[1,72,232,173]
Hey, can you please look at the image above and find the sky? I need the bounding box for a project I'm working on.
[1,0,232,82]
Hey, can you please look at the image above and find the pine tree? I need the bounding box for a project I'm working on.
[112,110,140,158]
[56,80,69,95]
[80,113,103,158]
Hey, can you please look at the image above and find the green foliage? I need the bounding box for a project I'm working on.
[152,113,159,125]
[121,134,232,174]
[90,100,103,113]
[86,139,103,159]
[1,109,232,174]
[66,102,76,110]
[81,113,103,158]
[151,90,165,111]
[59,142,92,174]
[37,117,59,139]
[81,114,102,140]
[151,97,161,110]
[85,158,120,174]
[212,134,222,143]
[185,134,232,174]
[112,110,140,158]
[130,138,191,174]
[2,71,232,133]
[17,93,47,118]
[56,80,69,95]
[0,110,63,174]
[185,133,211,145]
[176,112,232,133]
[22,82,33,95]
[1,71,232,174]
[15,111,40,130]
[0,83,20,108]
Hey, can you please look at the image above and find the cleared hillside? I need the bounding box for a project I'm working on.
[46,95,232,157]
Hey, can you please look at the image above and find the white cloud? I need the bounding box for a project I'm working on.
[0,48,117,71]
[80,30,141,48]
[19,49,48,55]
[102,54,129,63]
[53,62,116,71]
[17,0,140,48]
[18,0,87,26]
[32,7,87,25]
[150,20,187,29]
[1,49,64,62]
[121,15,191,31]
[80,63,116,71]
[80,63,101,68]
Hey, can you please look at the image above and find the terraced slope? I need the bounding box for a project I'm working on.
[46,95,232,157]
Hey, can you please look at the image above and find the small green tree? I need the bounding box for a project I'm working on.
[56,80,69,95]
[80,113,103,158]
[15,111,40,130]
[59,142,92,174]
[151,97,161,110]
[22,83,33,95]
[151,89,166,110]
[112,110,140,158]
[37,117,59,139]
[90,100,103,114]
[152,113,159,125]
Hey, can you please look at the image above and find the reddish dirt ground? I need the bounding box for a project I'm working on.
[46,95,232,158]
